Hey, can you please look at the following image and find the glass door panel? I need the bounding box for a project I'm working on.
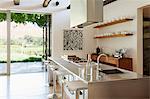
[0,13,7,74]
[10,13,43,74]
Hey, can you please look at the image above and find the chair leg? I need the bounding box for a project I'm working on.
[47,70,57,99]
[61,81,64,99]
[75,90,80,99]
[53,71,56,93]
[72,74,75,80]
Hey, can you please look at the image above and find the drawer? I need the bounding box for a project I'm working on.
[108,57,118,65]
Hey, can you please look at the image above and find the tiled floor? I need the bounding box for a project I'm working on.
[0,72,51,99]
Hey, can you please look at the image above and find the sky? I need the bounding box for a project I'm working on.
[0,21,43,39]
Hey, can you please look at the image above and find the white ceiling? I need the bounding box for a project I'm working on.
[0,0,70,14]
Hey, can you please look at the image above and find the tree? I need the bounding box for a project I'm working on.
[0,13,6,22]
[0,13,48,28]
[23,35,33,44]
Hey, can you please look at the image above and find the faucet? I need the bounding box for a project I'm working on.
[97,54,108,71]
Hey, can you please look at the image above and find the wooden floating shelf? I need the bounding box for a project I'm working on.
[94,34,133,39]
[94,18,133,29]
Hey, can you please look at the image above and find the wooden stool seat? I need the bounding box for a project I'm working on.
[66,80,88,91]
[65,80,88,99]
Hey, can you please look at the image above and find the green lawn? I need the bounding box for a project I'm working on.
[0,45,43,63]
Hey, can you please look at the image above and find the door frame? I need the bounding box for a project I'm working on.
[0,10,11,75]
[137,5,150,75]
[0,10,51,75]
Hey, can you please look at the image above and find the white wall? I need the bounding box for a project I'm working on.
[51,0,150,74]
[95,0,150,73]
[51,10,96,59]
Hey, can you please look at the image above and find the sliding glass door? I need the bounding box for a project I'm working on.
[0,12,51,75]
[0,12,7,75]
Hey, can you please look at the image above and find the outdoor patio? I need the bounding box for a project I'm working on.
[0,62,44,74]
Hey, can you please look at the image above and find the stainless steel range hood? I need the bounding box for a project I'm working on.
[70,0,103,28]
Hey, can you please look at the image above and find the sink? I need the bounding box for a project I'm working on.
[99,69,124,74]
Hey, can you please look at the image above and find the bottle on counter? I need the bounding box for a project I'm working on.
[85,54,92,78]
[96,46,101,54]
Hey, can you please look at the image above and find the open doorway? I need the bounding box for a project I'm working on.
[143,7,150,76]
[0,12,51,74]
[10,16,43,73]
[10,13,51,74]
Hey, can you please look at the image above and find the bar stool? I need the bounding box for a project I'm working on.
[56,70,73,99]
[47,65,60,99]
[64,80,88,99]
[47,64,55,86]
[47,65,72,99]
[43,60,50,71]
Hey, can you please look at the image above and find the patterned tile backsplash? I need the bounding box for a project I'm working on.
[63,29,83,50]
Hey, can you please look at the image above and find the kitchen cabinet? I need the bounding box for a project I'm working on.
[90,53,133,71]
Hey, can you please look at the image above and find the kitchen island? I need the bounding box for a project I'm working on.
[48,57,149,99]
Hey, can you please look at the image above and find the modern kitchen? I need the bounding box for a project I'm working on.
[0,0,150,99]
[48,0,150,99]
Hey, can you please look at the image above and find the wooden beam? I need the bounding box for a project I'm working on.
[104,0,117,6]
[67,5,70,9]
[43,0,51,7]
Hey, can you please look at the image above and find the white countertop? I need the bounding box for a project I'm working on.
[48,57,143,84]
